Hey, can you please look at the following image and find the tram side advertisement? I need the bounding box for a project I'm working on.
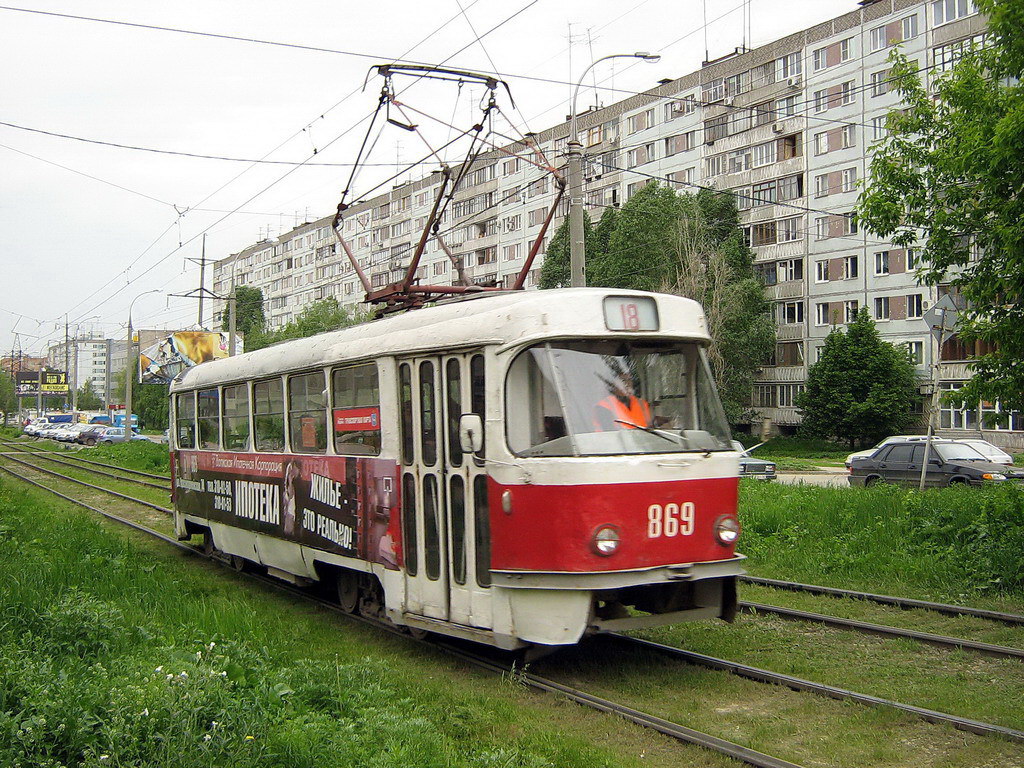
[174,451,400,569]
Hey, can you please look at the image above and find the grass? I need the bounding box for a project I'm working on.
[745,437,851,470]
[738,480,1024,606]
[0,478,683,768]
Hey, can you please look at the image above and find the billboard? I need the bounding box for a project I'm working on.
[140,331,232,385]
[15,370,68,397]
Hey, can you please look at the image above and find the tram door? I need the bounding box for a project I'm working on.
[398,353,492,630]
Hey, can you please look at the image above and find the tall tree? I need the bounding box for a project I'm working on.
[221,285,266,346]
[540,182,774,421]
[796,309,918,449]
[666,191,775,422]
[247,297,370,351]
[857,0,1024,411]
[76,380,102,410]
[0,373,15,426]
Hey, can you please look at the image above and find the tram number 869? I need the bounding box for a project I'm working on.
[647,502,695,538]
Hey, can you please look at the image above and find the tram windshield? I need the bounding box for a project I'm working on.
[505,340,732,457]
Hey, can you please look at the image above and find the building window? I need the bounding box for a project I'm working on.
[815,303,831,326]
[841,168,857,192]
[933,33,987,72]
[753,384,777,408]
[869,25,888,52]
[752,221,778,246]
[874,251,890,275]
[844,300,860,323]
[905,340,925,365]
[778,383,805,407]
[842,125,855,148]
[873,296,890,320]
[844,255,859,279]
[705,115,728,142]
[870,70,890,97]
[907,248,920,270]
[779,217,801,242]
[752,140,777,167]
[775,342,804,367]
[706,153,727,177]
[932,0,977,26]
[779,301,804,324]
[907,293,924,319]
[777,258,803,282]
[815,261,829,283]
[702,78,725,103]
[666,96,696,119]
[775,95,798,117]
[903,14,920,40]
[777,52,802,79]
[627,109,655,134]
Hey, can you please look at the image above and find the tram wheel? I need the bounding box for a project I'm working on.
[230,555,247,572]
[406,626,430,641]
[202,531,216,556]
[336,570,360,613]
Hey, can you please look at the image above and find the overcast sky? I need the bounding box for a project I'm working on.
[0,0,859,358]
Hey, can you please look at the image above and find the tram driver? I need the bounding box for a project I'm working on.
[592,366,653,432]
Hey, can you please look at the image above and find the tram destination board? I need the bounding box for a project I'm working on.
[174,451,400,568]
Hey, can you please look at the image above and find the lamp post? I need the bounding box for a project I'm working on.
[126,290,160,432]
[567,52,660,287]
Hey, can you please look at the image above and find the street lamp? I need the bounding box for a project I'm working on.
[567,52,661,288]
[125,290,160,432]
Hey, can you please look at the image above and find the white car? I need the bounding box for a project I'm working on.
[845,435,952,468]
[54,424,92,442]
[957,439,1013,466]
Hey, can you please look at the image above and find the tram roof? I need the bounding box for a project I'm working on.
[173,288,710,390]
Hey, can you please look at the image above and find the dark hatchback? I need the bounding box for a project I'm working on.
[849,441,1023,488]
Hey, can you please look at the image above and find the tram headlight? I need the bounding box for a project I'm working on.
[591,525,621,556]
[713,515,741,546]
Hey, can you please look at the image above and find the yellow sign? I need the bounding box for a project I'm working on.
[39,372,68,393]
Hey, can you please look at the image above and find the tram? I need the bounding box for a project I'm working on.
[169,288,745,649]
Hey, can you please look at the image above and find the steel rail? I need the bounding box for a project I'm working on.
[0,462,808,768]
[0,453,173,516]
[611,634,1024,744]
[0,438,171,481]
[741,576,1024,626]
[740,602,1024,661]
[0,445,171,491]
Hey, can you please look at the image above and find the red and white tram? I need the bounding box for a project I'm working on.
[170,288,745,649]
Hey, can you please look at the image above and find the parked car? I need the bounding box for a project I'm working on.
[849,441,1024,488]
[23,421,45,436]
[732,440,776,481]
[39,424,66,440]
[76,425,113,446]
[845,435,953,468]
[54,424,92,442]
[97,427,149,445]
[956,439,1014,466]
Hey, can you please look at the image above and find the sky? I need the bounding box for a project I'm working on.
[0,0,860,359]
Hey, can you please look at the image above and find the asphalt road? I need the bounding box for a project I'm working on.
[776,469,850,487]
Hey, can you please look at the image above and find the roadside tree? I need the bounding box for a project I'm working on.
[0,373,15,426]
[76,380,102,410]
[796,309,919,448]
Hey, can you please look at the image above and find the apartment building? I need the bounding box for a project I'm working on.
[212,0,1021,447]
[46,333,109,398]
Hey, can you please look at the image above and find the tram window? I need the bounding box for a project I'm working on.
[176,392,196,449]
[470,354,486,463]
[399,364,414,465]
[222,384,250,451]
[423,474,441,580]
[253,378,285,452]
[288,371,327,454]
[402,473,417,576]
[450,475,466,585]
[197,388,220,450]
[331,363,380,456]
[473,475,491,588]
[445,359,463,466]
[419,361,437,466]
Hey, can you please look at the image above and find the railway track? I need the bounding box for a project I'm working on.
[0,437,171,485]
[1,453,1022,765]
[0,455,805,768]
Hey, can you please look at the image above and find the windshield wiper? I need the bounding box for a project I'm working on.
[613,419,683,444]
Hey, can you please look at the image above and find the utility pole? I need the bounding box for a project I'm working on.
[197,234,207,327]
[64,317,70,411]
[566,52,660,287]
[172,234,220,330]
[126,290,161,432]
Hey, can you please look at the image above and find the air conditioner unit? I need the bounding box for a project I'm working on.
[772,123,785,134]
[787,75,803,89]
[723,96,735,106]
[922,299,933,311]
